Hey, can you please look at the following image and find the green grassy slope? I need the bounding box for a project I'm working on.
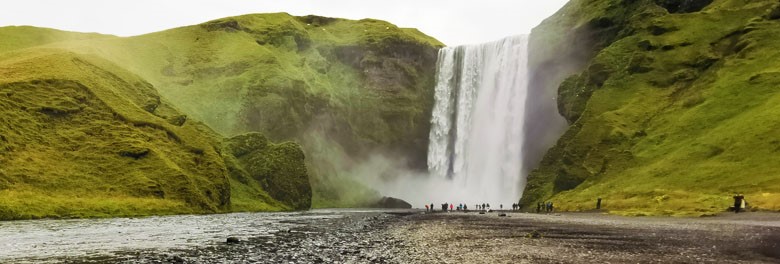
[522,0,780,216]
[0,48,307,219]
[0,26,113,52]
[34,13,443,207]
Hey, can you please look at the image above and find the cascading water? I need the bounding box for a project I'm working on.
[426,35,529,206]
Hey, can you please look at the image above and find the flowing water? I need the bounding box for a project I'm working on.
[0,209,409,263]
[426,35,529,206]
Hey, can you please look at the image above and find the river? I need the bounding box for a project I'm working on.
[0,209,409,263]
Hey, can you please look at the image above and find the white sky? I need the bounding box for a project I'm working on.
[0,0,569,46]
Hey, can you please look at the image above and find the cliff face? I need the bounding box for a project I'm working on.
[522,0,780,215]
[48,13,443,207]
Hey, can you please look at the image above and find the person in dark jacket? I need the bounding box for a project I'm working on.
[734,194,744,213]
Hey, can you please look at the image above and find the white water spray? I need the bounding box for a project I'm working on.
[359,35,530,208]
[426,35,529,206]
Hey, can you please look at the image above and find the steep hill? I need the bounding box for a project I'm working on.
[522,0,780,215]
[0,48,309,219]
[26,13,443,207]
[0,13,442,208]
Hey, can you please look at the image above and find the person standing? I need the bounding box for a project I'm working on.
[597,198,602,210]
[734,194,744,213]
[425,204,429,212]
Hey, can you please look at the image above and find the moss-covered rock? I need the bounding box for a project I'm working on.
[226,133,311,210]
[522,0,780,215]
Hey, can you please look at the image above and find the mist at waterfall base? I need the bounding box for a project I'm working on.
[357,35,531,208]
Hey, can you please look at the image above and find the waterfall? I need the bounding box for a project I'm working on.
[426,35,529,206]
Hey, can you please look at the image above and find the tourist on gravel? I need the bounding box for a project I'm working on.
[450,204,454,211]
[537,202,542,213]
[431,203,435,212]
[734,194,744,213]
[425,204,429,212]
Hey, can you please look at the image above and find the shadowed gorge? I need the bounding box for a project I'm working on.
[521,0,780,215]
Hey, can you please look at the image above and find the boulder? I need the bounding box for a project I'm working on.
[371,196,412,209]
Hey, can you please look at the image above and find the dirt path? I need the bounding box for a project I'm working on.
[388,211,780,263]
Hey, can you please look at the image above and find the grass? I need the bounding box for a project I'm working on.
[522,0,780,216]
[0,49,303,219]
[23,12,441,207]
[0,13,442,217]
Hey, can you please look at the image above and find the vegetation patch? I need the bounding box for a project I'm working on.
[522,0,780,215]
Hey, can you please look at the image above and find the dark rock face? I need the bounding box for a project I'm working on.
[201,19,244,32]
[654,0,713,13]
[371,197,412,209]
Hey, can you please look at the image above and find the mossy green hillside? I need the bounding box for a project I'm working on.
[0,48,309,219]
[522,0,780,216]
[0,26,112,52]
[23,13,443,207]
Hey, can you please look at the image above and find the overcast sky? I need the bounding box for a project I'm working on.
[0,0,569,46]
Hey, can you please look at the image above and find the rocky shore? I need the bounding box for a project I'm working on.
[389,211,780,263]
[8,210,779,263]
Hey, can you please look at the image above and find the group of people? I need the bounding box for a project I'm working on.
[475,203,491,211]
[536,201,554,213]
[423,202,527,212]
[422,194,750,214]
[424,203,470,212]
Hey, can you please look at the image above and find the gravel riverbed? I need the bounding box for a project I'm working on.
[1,210,778,263]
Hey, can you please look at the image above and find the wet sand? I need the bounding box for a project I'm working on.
[2,210,779,263]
